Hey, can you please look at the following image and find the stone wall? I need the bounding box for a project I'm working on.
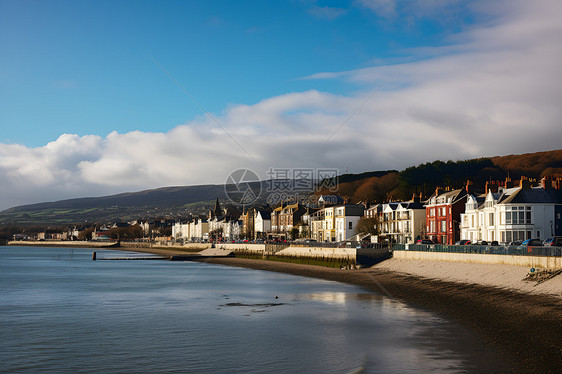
[393,250,562,269]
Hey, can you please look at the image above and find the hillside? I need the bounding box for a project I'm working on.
[1,149,560,225]
[0,184,233,225]
[316,150,562,203]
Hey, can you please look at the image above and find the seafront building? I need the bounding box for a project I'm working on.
[370,195,426,244]
[460,177,562,243]
[254,209,271,239]
[310,204,365,242]
[425,185,469,244]
[271,203,307,236]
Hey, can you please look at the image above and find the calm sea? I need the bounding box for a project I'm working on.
[0,247,510,373]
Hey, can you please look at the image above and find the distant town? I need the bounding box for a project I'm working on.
[9,175,562,247]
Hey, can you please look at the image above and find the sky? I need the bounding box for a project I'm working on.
[1,0,561,210]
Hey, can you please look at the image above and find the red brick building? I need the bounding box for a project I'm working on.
[425,186,469,244]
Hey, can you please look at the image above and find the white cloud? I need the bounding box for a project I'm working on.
[1,0,561,210]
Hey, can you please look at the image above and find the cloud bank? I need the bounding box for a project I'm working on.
[1,0,561,210]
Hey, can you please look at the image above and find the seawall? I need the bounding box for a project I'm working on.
[393,250,562,269]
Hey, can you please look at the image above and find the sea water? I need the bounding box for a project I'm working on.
[0,247,510,373]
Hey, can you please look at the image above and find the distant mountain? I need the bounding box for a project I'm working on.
[1,149,560,225]
[0,183,239,225]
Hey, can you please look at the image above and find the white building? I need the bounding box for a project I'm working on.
[172,221,190,241]
[254,210,271,239]
[376,198,426,244]
[309,204,364,242]
[334,204,365,242]
[461,183,562,243]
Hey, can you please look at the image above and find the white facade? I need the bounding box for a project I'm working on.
[461,187,559,243]
[377,201,425,244]
[254,211,271,237]
[335,212,360,242]
[172,222,190,240]
[192,220,209,240]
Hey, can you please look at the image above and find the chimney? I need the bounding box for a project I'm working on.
[434,187,443,197]
[412,193,420,203]
[505,177,514,189]
[541,176,552,190]
[465,180,474,195]
[519,177,531,189]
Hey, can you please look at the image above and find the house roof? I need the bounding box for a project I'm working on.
[256,210,271,219]
[499,187,562,204]
[399,201,425,210]
[428,188,467,205]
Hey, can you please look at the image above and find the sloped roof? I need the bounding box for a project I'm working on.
[256,210,271,219]
[500,188,562,204]
[400,201,425,210]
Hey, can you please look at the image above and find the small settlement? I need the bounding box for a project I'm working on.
[14,176,562,247]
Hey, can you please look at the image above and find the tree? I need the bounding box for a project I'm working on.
[290,228,299,240]
[209,228,223,241]
[78,227,95,241]
[355,216,379,236]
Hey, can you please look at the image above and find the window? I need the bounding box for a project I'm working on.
[536,231,540,238]
[489,213,494,226]
[440,221,446,233]
[349,222,352,230]
[526,211,531,224]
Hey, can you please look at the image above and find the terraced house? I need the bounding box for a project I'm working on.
[373,195,426,244]
[425,185,469,244]
[461,177,562,243]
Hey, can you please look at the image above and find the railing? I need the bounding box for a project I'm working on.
[267,241,389,249]
[392,244,562,257]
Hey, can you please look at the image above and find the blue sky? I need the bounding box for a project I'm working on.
[1,0,561,209]
[1,0,474,146]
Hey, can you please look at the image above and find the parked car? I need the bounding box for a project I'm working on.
[508,240,523,246]
[519,238,543,248]
[490,241,499,246]
[455,240,471,245]
[416,239,434,244]
[543,237,562,246]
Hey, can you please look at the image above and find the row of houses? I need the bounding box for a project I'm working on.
[364,177,562,245]
[171,176,562,245]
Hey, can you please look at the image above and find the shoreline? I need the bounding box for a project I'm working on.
[6,243,561,372]
[195,257,561,373]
